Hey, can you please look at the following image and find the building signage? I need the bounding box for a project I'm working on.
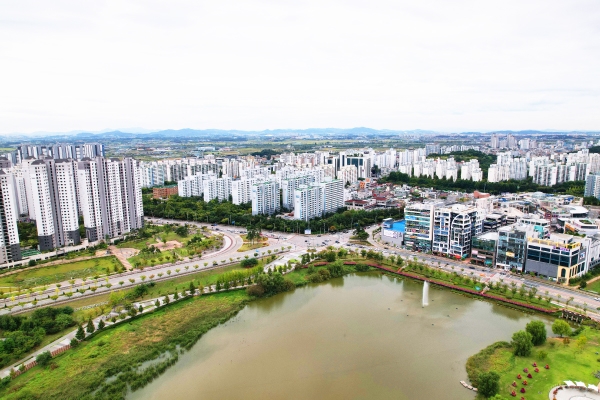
[383,229,400,238]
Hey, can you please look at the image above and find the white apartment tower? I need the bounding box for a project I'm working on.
[77,157,143,243]
[251,181,280,215]
[293,178,343,220]
[232,178,256,205]
[54,159,81,246]
[320,178,344,214]
[203,176,232,202]
[294,185,322,221]
[0,171,22,263]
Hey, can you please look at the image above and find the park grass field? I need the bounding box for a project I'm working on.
[467,327,600,400]
[585,279,600,294]
[0,290,250,400]
[17,261,268,323]
[0,257,123,291]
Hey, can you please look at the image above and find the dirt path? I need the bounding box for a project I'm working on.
[108,246,136,270]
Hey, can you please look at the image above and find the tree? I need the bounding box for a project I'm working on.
[36,351,52,367]
[97,319,105,330]
[477,371,500,398]
[75,325,85,341]
[576,335,588,352]
[70,337,79,347]
[86,318,95,334]
[525,320,547,346]
[511,330,533,356]
[551,319,571,337]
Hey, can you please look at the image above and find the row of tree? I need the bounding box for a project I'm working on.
[143,195,404,233]
[378,172,585,196]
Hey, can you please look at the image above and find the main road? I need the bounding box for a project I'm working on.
[0,220,298,314]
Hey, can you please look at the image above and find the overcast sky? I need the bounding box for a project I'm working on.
[1,0,599,135]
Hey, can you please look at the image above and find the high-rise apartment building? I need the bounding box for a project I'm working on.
[585,172,600,199]
[294,185,322,221]
[77,157,143,243]
[0,171,21,263]
[251,181,280,215]
[203,176,232,202]
[292,178,343,221]
[232,178,255,205]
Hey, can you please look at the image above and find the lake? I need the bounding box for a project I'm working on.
[129,272,549,400]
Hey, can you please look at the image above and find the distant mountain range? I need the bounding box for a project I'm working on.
[1,128,599,142]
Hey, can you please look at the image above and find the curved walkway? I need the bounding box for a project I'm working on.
[0,227,295,315]
[550,386,600,399]
[0,250,303,380]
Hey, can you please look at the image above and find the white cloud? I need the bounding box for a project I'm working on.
[0,0,599,134]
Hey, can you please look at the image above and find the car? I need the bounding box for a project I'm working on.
[317,235,322,237]
[469,266,475,270]
[335,241,339,243]
[594,297,600,301]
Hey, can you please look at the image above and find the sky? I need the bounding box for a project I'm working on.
[1,0,599,135]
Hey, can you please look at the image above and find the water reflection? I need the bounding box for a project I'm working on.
[129,272,551,400]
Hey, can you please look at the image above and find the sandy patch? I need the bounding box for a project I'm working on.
[154,240,183,251]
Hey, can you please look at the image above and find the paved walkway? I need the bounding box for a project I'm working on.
[550,386,600,399]
[0,227,296,315]
[0,251,302,379]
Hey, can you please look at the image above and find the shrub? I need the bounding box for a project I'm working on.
[241,258,259,268]
[35,351,52,367]
[247,285,265,297]
[354,263,370,272]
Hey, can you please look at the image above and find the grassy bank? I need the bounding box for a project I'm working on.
[466,327,600,400]
[0,291,250,400]
[0,257,123,291]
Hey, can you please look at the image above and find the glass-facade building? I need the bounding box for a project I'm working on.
[404,203,434,252]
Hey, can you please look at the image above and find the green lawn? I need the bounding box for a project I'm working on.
[0,257,123,290]
[585,279,600,293]
[18,262,268,323]
[0,291,250,400]
[467,327,600,400]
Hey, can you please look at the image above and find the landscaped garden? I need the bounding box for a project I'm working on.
[237,234,269,252]
[466,320,600,400]
[117,223,224,268]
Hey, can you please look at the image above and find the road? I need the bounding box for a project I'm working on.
[364,226,600,318]
[0,220,297,314]
[4,219,600,318]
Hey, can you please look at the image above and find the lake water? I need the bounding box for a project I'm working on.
[128,272,549,400]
